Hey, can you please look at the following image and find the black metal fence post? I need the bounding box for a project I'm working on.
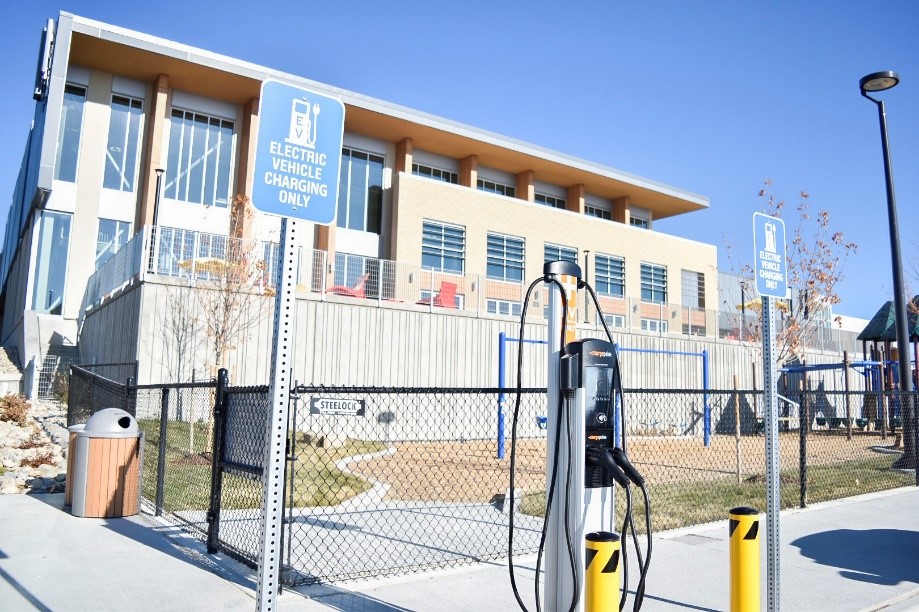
[125,377,136,416]
[155,388,170,517]
[207,368,229,554]
[799,390,808,508]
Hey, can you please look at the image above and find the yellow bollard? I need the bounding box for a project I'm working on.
[729,506,761,612]
[585,531,621,612]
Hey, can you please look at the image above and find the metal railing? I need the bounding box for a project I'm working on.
[78,225,860,351]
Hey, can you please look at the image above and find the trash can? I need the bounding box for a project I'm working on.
[70,408,143,518]
[64,424,85,507]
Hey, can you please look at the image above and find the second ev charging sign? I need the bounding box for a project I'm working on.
[252,80,345,222]
[753,212,787,298]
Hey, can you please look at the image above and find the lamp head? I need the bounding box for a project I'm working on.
[860,71,900,94]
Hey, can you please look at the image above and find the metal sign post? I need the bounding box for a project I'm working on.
[752,212,788,612]
[251,80,345,611]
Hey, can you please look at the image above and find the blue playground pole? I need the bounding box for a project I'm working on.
[703,349,711,447]
[498,332,506,459]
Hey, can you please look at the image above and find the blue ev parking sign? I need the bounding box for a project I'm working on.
[252,80,345,223]
[752,212,788,299]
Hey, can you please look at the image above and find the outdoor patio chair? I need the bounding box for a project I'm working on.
[326,273,370,298]
[416,281,458,308]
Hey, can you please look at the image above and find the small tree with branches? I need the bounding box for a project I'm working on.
[723,180,858,367]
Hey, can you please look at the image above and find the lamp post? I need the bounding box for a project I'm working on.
[583,249,590,323]
[149,168,165,273]
[860,70,915,470]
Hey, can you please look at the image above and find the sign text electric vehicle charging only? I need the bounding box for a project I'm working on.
[753,211,787,612]
[252,80,344,612]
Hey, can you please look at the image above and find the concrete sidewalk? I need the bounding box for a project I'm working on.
[1,489,918,611]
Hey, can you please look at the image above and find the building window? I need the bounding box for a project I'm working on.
[412,163,458,184]
[535,193,565,209]
[641,262,667,303]
[681,270,706,308]
[630,216,649,229]
[487,233,525,282]
[585,205,611,220]
[103,95,144,192]
[165,108,235,207]
[544,243,577,264]
[422,220,465,273]
[96,219,131,269]
[641,318,668,333]
[54,84,86,182]
[595,254,625,298]
[337,148,384,233]
[604,314,625,328]
[32,211,72,313]
[477,179,515,197]
[487,298,522,317]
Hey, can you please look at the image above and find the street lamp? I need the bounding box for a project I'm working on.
[860,70,915,469]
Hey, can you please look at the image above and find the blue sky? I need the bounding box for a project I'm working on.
[2,1,917,320]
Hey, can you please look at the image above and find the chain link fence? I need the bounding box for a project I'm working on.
[278,387,547,585]
[66,366,919,586]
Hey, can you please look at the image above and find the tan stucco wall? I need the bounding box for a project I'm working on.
[391,172,718,312]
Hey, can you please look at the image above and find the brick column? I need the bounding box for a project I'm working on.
[460,155,478,188]
[231,97,259,241]
[612,196,629,224]
[566,184,585,214]
[137,74,170,233]
[516,170,534,202]
[395,137,413,173]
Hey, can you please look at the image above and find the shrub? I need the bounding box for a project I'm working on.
[0,394,30,426]
[53,371,69,404]
[20,451,54,468]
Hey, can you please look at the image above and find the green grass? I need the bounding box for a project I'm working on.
[138,419,385,512]
[520,454,913,533]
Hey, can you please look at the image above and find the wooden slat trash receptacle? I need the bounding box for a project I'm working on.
[70,408,143,518]
[64,424,84,507]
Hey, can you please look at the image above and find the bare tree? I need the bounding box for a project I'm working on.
[723,180,858,367]
[193,196,271,377]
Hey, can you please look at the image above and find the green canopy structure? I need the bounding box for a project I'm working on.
[858,301,896,342]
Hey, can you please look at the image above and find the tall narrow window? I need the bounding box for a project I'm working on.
[422,220,465,273]
[487,233,525,282]
[103,95,144,191]
[95,219,131,269]
[54,84,86,182]
[681,270,706,308]
[336,148,385,233]
[544,243,577,264]
[165,109,234,207]
[641,262,668,303]
[32,211,72,313]
[595,254,625,298]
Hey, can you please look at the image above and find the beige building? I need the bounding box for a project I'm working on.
[2,12,721,391]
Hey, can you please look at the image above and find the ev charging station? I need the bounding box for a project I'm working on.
[538,260,646,612]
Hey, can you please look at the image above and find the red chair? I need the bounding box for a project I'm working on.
[326,273,369,298]
[417,281,458,309]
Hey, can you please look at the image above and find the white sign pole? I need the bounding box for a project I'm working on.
[256,218,298,611]
[762,295,780,612]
